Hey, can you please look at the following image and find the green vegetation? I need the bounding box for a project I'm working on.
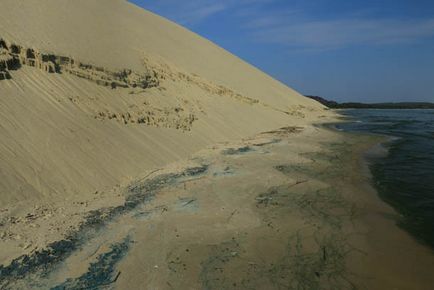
[306,95,434,109]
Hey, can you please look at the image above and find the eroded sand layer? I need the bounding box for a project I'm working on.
[0,35,329,209]
[0,0,328,216]
[1,126,433,289]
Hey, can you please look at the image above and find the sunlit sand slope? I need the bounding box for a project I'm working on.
[0,0,327,206]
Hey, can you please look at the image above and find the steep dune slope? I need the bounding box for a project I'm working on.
[0,0,327,207]
[0,0,318,108]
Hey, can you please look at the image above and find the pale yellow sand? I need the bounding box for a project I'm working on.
[0,0,328,209]
[1,1,433,289]
[2,125,434,289]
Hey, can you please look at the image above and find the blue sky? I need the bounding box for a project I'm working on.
[130,0,434,102]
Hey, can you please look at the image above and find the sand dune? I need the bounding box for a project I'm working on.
[0,0,327,211]
[2,2,434,289]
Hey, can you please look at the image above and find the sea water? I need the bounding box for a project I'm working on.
[337,109,434,249]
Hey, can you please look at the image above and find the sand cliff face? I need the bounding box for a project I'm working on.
[0,37,159,89]
[0,0,329,207]
[2,2,434,289]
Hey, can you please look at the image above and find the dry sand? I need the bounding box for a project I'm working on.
[1,0,434,289]
[0,0,327,209]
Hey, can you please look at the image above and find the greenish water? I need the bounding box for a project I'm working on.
[337,109,434,249]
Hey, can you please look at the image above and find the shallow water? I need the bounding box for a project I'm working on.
[337,109,434,249]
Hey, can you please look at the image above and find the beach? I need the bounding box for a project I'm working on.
[1,123,433,289]
[1,1,433,289]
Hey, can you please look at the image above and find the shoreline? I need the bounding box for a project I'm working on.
[1,123,434,289]
[334,108,434,251]
[338,128,434,289]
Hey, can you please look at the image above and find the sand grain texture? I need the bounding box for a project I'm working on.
[5,2,432,289]
[0,0,327,208]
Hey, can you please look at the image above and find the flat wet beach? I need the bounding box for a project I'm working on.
[2,125,433,289]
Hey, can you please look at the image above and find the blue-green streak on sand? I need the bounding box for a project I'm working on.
[337,109,434,249]
[51,237,130,290]
[0,165,209,289]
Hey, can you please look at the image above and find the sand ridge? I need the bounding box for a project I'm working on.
[1,1,433,289]
[0,1,331,209]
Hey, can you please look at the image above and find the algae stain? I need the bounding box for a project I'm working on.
[51,236,131,290]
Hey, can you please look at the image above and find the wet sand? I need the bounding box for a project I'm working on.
[1,125,434,289]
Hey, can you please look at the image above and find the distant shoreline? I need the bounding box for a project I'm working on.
[306,95,434,109]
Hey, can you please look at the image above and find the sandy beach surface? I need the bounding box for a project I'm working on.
[1,1,434,289]
[1,124,434,289]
